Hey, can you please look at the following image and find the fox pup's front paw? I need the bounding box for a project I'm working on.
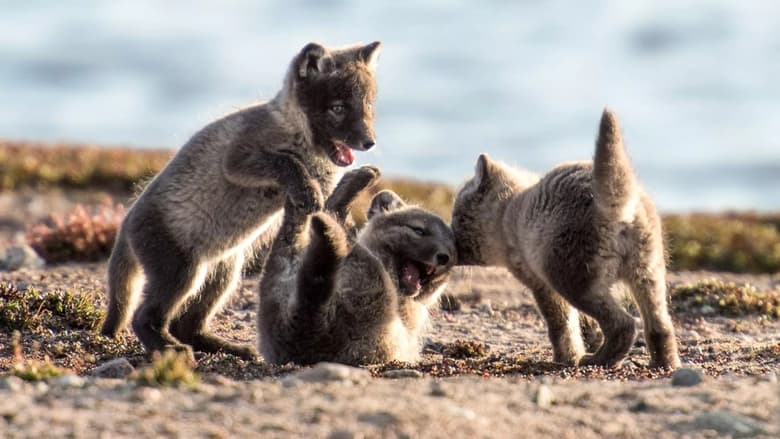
[295,180,325,214]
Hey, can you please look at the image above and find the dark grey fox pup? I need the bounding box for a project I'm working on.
[100,41,382,360]
[452,109,681,369]
[259,167,456,365]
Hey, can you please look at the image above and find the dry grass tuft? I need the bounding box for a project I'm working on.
[133,350,200,389]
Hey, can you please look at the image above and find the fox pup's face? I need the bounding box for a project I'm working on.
[452,154,514,266]
[293,42,381,167]
[363,191,456,301]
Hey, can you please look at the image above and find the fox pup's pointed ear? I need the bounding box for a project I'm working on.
[474,154,494,188]
[358,41,382,70]
[297,42,332,79]
[367,189,405,220]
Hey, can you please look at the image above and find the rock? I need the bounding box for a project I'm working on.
[52,374,86,388]
[533,384,555,408]
[382,369,423,379]
[478,302,495,316]
[671,368,704,387]
[0,376,25,392]
[91,358,134,379]
[33,381,49,394]
[291,362,369,384]
[134,386,162,403]
[328,430,358,439]
[0,245,44,271]
[692,411,765,438]
[280,376,303,388]
[357,411,399,427]
[430,381,447,397]
[629,399,653,413]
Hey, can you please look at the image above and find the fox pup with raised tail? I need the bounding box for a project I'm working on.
[452,109,681,369]
[100,41,382,360]
[259,167,456,365]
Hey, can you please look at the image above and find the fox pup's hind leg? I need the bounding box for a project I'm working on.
[169,253,257,360]
[101,228,142,337]
[567,275,637,368]
[297,213,350,311]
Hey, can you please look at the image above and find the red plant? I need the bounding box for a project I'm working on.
[27,203,125,264]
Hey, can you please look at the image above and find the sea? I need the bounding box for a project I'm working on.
[1,0,778,211]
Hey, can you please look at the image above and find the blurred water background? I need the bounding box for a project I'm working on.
[1,1,778,211]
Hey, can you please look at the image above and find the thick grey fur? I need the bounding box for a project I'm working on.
[100,41,382,360]
[452,109,681,369]
[259,168,456,365]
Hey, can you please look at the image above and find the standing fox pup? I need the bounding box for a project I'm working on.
[452,109,681,369]
[100,41,382,359]
[259,167,456,365]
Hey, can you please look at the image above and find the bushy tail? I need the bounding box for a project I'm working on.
[593,109,637,219]
[100,227,142,336]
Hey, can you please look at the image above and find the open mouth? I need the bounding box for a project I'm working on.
[399,259,436,296]
[329,140,355,167]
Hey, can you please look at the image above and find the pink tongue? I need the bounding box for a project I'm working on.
[401,263,421,291]
[337,144,355,166]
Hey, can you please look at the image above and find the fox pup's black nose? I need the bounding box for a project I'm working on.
[436,253,450,266]
[362,140,375,150]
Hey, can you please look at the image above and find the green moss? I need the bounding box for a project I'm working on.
[133,350,200,389]
[0,140,172,191]
[0,283,103,331]
[665,214,780,273]
[671,279,780,318]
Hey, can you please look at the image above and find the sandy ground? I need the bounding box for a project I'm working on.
[1,189,779,438]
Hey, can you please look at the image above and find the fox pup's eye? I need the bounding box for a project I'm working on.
[330,104,346,114]
[407,225,426,236]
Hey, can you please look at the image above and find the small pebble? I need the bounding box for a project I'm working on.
[53,374,86,388]
[533,384,555,408]
[0,376,25,392]
[328,430,358,439]
[90,358,135,379]
[430,381,447,397]
[479,302,495,316]
[291,362,369,384]
[134,386,162,403]
[357,411,399,427]
[671,368,704,387]
[33,381,49,394]
[692,411,765,438]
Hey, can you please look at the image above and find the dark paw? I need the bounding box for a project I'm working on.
[294,181,325,214]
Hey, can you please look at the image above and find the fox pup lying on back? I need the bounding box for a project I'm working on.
[100,41,382,360]
[452,109,681,369]
[259,166,456,365]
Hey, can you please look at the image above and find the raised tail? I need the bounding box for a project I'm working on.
[592,108,637,220]
[100,227,142,336]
